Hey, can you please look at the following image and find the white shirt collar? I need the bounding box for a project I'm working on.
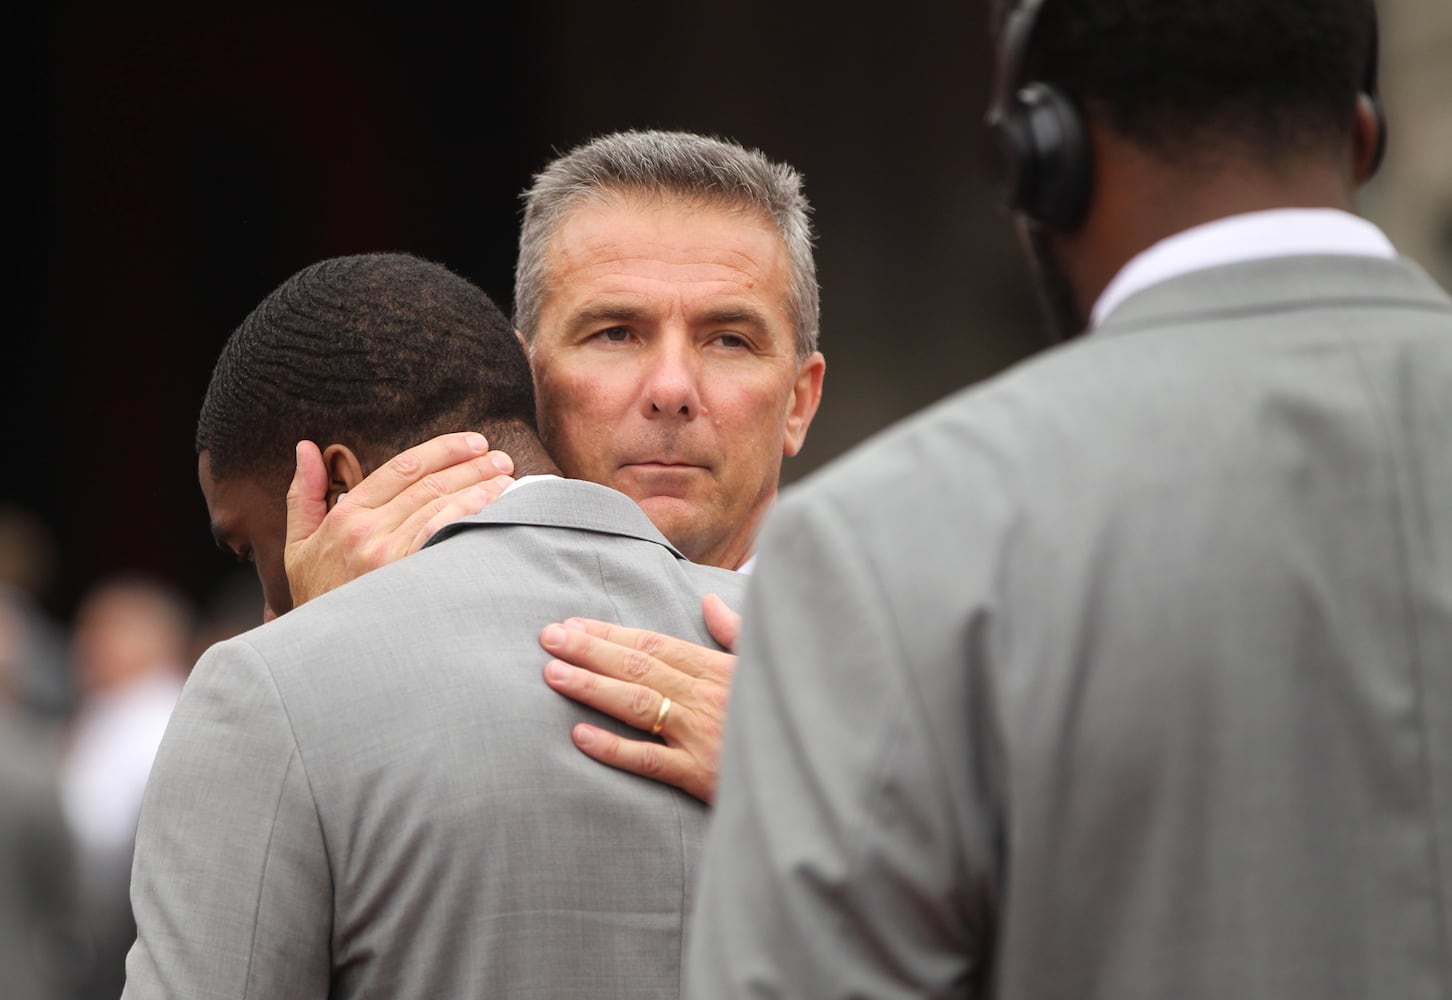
[1090,208,1396,328]
[499,473,562,496]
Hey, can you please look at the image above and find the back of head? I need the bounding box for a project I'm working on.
[514,129,821,360]
[196,253,535,484]
[999,0,1377,167]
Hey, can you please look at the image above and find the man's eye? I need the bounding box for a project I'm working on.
[716,333,747,349]
[594,327,631,343]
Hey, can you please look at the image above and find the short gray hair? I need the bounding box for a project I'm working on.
[513,130,820,361]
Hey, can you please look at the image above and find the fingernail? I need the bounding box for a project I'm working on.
[541,624,565,648]
[545,660,570,683]
[564,618,587,630]
[465,432,487,452]
[574,726,595,748]
[489,452,513,473]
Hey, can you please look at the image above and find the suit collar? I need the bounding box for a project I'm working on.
[1095,253,1452,339]
[422,477,687,561]
[1092,209,1396,329]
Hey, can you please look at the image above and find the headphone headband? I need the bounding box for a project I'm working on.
[985,0,1047,128]
[981,0,1092,229]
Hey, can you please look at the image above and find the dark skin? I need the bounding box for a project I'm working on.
[203,428,545,621]
[1040,97,1388,332]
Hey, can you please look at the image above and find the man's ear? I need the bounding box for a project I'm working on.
[782,351,826,458]
[319,443,366,510]
[1352,93,1385,188]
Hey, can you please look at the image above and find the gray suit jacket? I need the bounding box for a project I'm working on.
[123,478,745,999]
[689,255,1452,999]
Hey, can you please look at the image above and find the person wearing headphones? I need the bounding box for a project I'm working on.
[687,1,1452,996]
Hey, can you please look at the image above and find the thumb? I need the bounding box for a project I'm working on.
[703,593,743,652]
[285,440,330,548]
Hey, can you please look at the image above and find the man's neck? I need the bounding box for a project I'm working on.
[1059,132,1362,323]
[484,423,561,478]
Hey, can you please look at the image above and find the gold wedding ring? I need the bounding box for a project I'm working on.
[650,696,672,736]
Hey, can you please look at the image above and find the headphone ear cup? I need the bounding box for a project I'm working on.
[985,107,1035,216]
[1016,83,1093,229]
[985,83,1093,230]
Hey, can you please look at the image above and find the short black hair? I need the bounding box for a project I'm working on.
[197,252,535,482]
[1002,0,1377,162]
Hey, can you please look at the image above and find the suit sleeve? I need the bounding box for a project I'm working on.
[687,490,989,999]
[122,637,332,1000]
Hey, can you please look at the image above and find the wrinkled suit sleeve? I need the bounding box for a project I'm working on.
[122,637,332,1000]
[687,490,989,999]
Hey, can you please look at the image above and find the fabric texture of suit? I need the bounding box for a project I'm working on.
[688,254,1452,999]
[123,477,746,1000]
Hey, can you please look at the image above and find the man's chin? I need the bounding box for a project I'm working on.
[631,494,710,554]
[631,492,699,525]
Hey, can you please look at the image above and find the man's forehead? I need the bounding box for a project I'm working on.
[549,192,784,259]
[547,205,788,301]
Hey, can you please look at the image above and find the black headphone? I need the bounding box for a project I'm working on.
[982,0,1388,231]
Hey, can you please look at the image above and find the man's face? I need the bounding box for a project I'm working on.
[197,451,291,621]
[528,195,824,570]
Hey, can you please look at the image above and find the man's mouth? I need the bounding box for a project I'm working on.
[623,458,706,470]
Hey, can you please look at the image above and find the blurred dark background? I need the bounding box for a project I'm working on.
[9,1,1451,629]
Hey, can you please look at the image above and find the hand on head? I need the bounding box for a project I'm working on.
[283,432,516,607]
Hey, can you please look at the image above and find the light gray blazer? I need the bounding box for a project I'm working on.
[689,254,1452,999]
[123,478,745,1000]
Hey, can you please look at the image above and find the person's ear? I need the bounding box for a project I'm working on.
[782,351,826,458]
[319,443,366,510]
[1351,93,1385,188]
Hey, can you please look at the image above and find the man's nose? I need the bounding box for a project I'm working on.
[643,340,702,418]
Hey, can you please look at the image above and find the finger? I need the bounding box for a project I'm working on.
[570,724,709,803]
[405,476,517,553]
[285,441,330,548]
[371,450,515,531]
[544,659,668,733]
[542,622,690,695]
[344,432,494,509]
[702,593,742,652]
[545,618,730,683]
